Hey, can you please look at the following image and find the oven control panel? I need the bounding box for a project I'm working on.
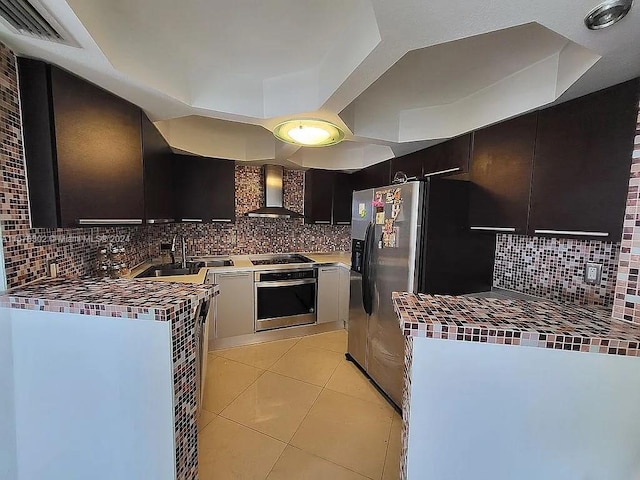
[257,269,316,282]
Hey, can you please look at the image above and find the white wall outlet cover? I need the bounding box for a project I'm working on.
[585,262,603,285]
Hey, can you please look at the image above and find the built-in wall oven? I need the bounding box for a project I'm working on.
[254,268,317,331]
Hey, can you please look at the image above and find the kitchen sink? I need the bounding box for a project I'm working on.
[136,262,203,278]
[189,257,234,267]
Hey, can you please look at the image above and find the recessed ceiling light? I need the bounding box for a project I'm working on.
[273,119,345,147]
[584,0,633,30]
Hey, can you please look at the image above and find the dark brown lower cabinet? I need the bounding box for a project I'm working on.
[528,79,639,241]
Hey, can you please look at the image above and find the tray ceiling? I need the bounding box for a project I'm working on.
[0,0,638,169]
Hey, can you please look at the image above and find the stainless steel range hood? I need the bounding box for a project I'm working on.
[245,165,304,219]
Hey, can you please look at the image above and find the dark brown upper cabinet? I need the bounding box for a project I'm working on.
[173,155,235,223]
[390,151,423,180]
[333,172,353,225]
[304,170,353,225]
[18,58,145,227]
[469,113,538,234]
[304,169,335,224]
[351,160,391,191]
[390,134,471,182]
[528,80,639,241]
[142,114,175,223]
[422,134,472,177]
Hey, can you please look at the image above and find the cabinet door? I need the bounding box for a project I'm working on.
[423,134,471,177]
[174,156,235,223]
[352,160,391,191]
[391,151,423,180]
[51,67,144,226]
[142,114,175,223]
[304,169,335,224]
[469,113,537,234]
[214,272,254,338]
[528,80,638,240]
[333,173,353,225]
[317,266,340,324]
[17,58,59,228]
[338,266,350,325]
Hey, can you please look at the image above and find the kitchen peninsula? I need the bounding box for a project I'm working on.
[0,278,217,480]
[394,292,640,480]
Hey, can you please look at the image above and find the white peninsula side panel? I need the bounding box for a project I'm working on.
[406,338,640,480]
[7,308,176,480]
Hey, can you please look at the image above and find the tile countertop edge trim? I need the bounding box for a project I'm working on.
[392,292,640,358]
[0,282,219,321]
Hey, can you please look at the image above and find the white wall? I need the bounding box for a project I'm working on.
[0,307,16,479]
[407,338,640,480]
[3,308,176,480]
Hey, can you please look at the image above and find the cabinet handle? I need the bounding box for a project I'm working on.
[470,226,516,232]
[320,267,338,272]
[424,167,461,177]
[147,218,174,224]
[336,221,351,225]
[210,219,232,223]
[314,221,331,224]
[218,272,251,278]
[534,229,609,237]
[181,218,203,223]
[78,219,143,225]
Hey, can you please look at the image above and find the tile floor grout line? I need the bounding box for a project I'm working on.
[212,336,302,370]
[379,413,396,480]
[286,388,379,480]
[212,356,267,414]
[284,444,378,480]
[220,414,290,446]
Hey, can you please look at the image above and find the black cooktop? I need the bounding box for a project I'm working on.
[250,254,314,266]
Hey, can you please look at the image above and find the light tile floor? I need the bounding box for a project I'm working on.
[198,329,402,480]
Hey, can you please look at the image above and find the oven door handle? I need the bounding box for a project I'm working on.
[256,279,317,288]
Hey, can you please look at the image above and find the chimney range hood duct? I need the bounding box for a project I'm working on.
[245,165,304,219]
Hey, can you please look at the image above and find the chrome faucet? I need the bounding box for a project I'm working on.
[170,234,188,268]
[170,235,177,265]
[181,237,187,269]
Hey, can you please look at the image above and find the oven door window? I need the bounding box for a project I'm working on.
[257,282,316,320]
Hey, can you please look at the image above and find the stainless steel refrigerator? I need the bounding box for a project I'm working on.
[347,178,495,408]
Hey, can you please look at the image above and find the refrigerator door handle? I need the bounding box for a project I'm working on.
[362,222,374,315]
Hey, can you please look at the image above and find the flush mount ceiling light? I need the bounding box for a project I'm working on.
[585,0,633,29]
[273,119,345,147]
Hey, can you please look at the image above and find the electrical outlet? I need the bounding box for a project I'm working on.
[584,262,602,285]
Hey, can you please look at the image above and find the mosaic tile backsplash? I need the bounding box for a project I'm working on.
[613,104,640,323]
[493,234,620,307]
[0,42,149,288]
[145,166,351,258]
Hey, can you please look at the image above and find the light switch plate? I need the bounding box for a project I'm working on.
[585,262,603,285]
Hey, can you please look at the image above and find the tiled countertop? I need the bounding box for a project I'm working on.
[0,277,217,320]
[1,276,218,480]
[392,291,640,357]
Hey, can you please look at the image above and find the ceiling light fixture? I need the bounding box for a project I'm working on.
[273,119,345,147]
[584,0,633,29]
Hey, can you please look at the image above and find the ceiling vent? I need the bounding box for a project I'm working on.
[0,0,76,45]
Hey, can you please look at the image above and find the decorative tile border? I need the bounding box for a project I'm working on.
[613,104,640,323]
[1,278,217,480]
[400,335,412,480]
[493,234,620,307]
[392,292,640,357]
